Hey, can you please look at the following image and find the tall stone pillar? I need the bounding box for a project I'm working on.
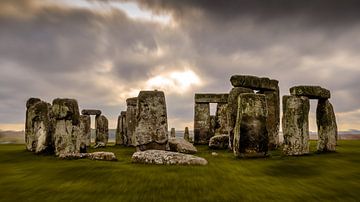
[79,115,91,152]
[194,103,210,144]
[126,97,137,146]
[233,93,268,158]
[95,115,109,147]
[116,111,127,145]
[214,103,228,135]
[316,99,337,152]
[170,128,176,138]
[134,90,168,151]
[227,87,253,150]
[282,95,310,156]
[184,127,190,142]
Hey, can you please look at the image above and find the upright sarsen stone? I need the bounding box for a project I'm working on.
[214,103,228,135]
[316,99,337,152]
[126,97,137,146]
[233,93,268,158]
[227,87,253,150]
[25,98,53,153]
[115,111,126,145]
[194,103,210,144]
[79,115,91,152]
[282,96,310,156]
[95,115,109,147]
[134,90,168,151]
[184,127,190,142]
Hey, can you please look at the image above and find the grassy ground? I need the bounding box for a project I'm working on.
[0,141,359,202]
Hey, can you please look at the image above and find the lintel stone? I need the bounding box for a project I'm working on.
[290,85,330,99]
[230,75,279,91]
[195,93,229,103]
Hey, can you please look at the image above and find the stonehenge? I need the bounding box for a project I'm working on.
[125,97,137,146]
[95,115,109,147]
[115,111,126,145]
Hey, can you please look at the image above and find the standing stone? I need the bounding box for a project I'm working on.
[233,93,268,158]
[115,115,122,145]
[282,95,310,156]
[214,103,228,135]
[316,99,337,152]
[79,115,91,152]
[170,128,176,138]
[126,97,137,146]
[259,86,280,150]
[184,127,190,142]
[115,111,127,145]
[227,87,253,150]
[52,98,81,156]
[194,103,211,144]
[134,90,168,151]
[290,85,330,99]
[209,115,216,139]
[25,98,53,153]
[95,115,109,147]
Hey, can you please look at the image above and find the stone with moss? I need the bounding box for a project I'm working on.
[209,134,229,149]
[230,75,279,91]
[126,97,137,146]
[168,138,197,154]
[290,85,330,99]
[79,115,91,152]
[95,115,109,147]
[316,99,337,152]
[52,98,80,125]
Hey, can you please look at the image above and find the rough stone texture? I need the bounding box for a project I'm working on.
[168,138,197,154]
[79,115,91,152]
[52,98,81,156]
[126,97,137,146]
[230,75,279,91]
[316,99,337,152]
[184,127,190,142]
[81,109,101,116]
[115,111,126,145]
[59,152,117,161]
[282,95,310,156]
[170,128,176,138]
[93,142,106,148]
[132,150,207,165]
[290,85,331,99]
[194,94,229,103]
[95,115,108,147]
[134,91,168,151]
[214,103,228,135]
[194,103,210,144]
[227,87,253,150]
[25,98,53,153]
[234,93,269,158]
[210,115,216,138]
[209,135,229,149]
[259,87,280,150]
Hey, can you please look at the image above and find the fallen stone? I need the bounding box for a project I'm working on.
[211,152,218,156]
[58,153,89,159]
[81,109,101,116]
[316,99,337,152]
[93,142,106,148]
[95,115,109,147]
[230,75,279,91]
[134,91,168,151]
[168,138,197,154]
[282,95,310,156]
[290,85,330,99]
[59,152,117,161]
[132,150,207,165]
[209,135,229,149]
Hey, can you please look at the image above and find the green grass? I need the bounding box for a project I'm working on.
[0,141,359,202]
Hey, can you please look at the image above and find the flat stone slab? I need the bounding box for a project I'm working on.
[81,109,101,116]
[290,86,330,99]
[168,138,197,154]
[59,152,117,161]
[195,94,229,103]
[132,150,207,165]
[230,75,278,91]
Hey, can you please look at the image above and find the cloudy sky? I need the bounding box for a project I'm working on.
[1,0,360,132]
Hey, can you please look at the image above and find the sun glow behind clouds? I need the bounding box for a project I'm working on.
[146,70,202,94]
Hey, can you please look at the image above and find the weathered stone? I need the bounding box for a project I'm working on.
[210,115,216,138]
[214,103,228,135]
[79,115,90,152]
[59,152,117,161]
[282,95,310,156]
[168,138,197,154]
[132,150,207,165]
[194,103,210,144]
[25,99,53,153]
[234,93,268,158]
[259,87,280,150]
[93,142,106,148]
[184,127,190,142]
[95,115,108,147]
[230,75,279,91]
[290,85,331,99]
[227,87,253,150]
[209,135,229,149]
[316,99,337,152]
[126,97,137,146]
[52,98,81,156]
[115,111,126,145]
[194,94,229,103]
[134,91,168,151]
[170,128,176,138]
[81,109,101,116]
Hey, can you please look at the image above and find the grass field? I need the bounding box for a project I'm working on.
[0,141,359,202]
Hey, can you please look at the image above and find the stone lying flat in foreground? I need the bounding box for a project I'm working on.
[168,138,197,154]
[290,86,330,99]
[81,109,101,116]
[132,150,208,165]
[230,75,278,91]
[209,135,229,149]
[59,152,117,161]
